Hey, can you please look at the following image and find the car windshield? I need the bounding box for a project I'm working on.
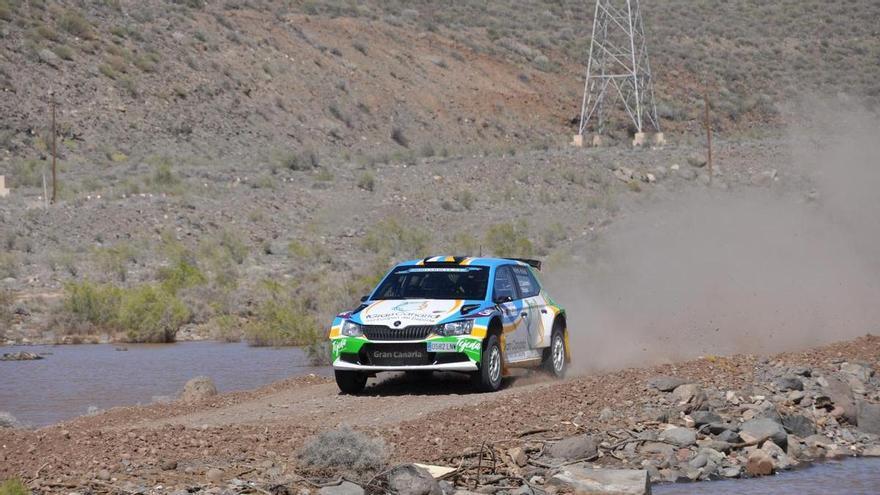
[372,266,490,300]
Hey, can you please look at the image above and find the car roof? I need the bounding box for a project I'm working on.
[397,256,531,269]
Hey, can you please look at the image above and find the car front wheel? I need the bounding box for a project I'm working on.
[473,334,503,392]
[335,370,367,394]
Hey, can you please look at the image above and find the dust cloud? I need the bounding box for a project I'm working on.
[547,105,880,373]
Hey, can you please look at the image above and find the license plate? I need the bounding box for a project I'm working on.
[426,341,456,352]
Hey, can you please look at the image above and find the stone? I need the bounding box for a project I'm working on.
[0,411,20,428]
[856,401,880,434]
[863,446,880,457]
[38,48,60,68]
[841,362,874,382]
[639,442,675,457]
[688,453,708,469]
[687,153,707,168]
[823,376,857,423]
[319,482,365,495]
[791,366,812,377]
[690,411,721,426]
[677,168,697,181]
[647,375,690,392]
[782,414,815,438]
[547,466,650,495]
[739,418,788,449]
[97,469,111,481]
[180,376,218,403]
[746,450,775,476]
[160,460,178,471]
[720,466,741,478]
[659,427,696,448]
[547,435,599,460]
[713,430,741,444]
[387,464,442,495]
[508,447,528,467]
[671,384,707,412]
[773,377,804,392]
[804,434,835,449]
[1,352,43,361]
[206,468,224,484]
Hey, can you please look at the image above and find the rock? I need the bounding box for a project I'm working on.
[677,168,697,181]
[863,446,880,457]
[739,418,788,449]
[1,352,43,361]
[547,435,599,461]
[690,411,721,426]
[822,376,857,423]
[804,434,835,449]
[788,390,805,403]
[387,464,442,495]
[647,376,690,392]
[671,384,707,412]
[746,450,775,476]
[0,411,20,428]
[750,169,777,187]
[319,482,365,495]
[508,447,528,467]
[599,408,615,421]
[659,427,696,447]
[639,442,675,457]
[856,401,880,434]
[791,366,812,377]
[613,167,635,182]
[180,376,218,403]
[688,453,708,469]
[782,414,815,438]
[713,430,741,444]
[206,468,224,484]
[97,469,111,481]
[38,48,60,68]
[773,377,804,392]
[547,466,650,495]
[160,460,178,471]
[687,154,707,168]
[720,466,741,478]
[841,362,874,382]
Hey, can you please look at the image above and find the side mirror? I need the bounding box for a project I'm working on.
[493,295,512,304]
[360,295,369,303]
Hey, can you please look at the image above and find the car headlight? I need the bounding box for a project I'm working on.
[438,320,474,336]
[341,320,363,337]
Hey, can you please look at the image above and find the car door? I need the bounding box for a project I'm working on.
[511,264,548,350]
[494,265,534,363]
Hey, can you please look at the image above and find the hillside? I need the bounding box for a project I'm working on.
[1,0,878,176]
[0,0,878,345]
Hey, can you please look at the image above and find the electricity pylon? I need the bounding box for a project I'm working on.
[575,0,662,146]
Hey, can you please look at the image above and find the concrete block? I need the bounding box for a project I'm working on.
[632,132,647,147]
[0,176,9,198]
[572,134,584,147]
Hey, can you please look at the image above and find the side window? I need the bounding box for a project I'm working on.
[493,266,517,301]
[512,265,541,298]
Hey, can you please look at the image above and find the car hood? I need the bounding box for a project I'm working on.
[354,299,485,327]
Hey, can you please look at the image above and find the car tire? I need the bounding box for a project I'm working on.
[542,325,567,378]
[335,370,367,394]
[473,334,503,392]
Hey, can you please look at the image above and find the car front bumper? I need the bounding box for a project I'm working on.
[332,359,478,372]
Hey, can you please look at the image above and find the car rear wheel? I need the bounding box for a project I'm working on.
[335,370,367,394]
[473,334,503,392]
[542,325,567,378]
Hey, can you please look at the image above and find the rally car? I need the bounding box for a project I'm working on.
[328,256,569,393]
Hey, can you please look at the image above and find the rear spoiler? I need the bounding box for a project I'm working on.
[507,258,542,271]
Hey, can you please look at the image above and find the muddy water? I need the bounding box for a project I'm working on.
[0,342,329,426]
[654,457,880,495]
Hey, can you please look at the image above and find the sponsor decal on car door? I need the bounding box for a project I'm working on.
[512,265,548,349]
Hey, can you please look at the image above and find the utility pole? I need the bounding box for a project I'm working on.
[575,0,663,147]
[703,81,713,186]
[50,90,57,204]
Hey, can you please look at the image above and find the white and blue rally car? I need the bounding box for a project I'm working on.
[328,256,569,393]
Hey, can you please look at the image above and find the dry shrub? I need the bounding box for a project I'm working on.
[298,425,388,475]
